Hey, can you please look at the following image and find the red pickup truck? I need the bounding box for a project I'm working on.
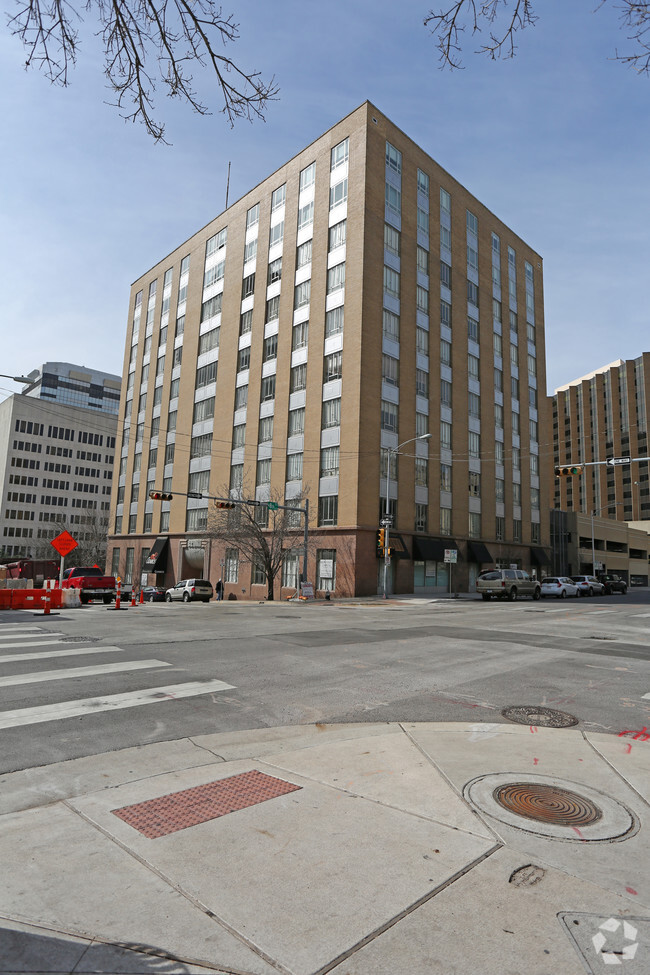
[61,567,117,604]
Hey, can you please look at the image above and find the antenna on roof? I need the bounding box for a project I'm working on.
[225,162,231,209]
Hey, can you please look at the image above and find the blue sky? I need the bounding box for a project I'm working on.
[1,0,648,403]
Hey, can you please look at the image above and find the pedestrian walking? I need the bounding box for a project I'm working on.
[216,578,224,601]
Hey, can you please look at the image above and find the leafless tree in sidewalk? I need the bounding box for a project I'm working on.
[8,0,278,142]
[424,1,650,77]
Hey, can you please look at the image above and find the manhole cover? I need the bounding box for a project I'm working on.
[494,783,602,827]
[464,773,637,842]
[62,636,100,643]
[501,705,579,728]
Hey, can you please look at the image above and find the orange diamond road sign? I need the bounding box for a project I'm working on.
[50,530,78,557]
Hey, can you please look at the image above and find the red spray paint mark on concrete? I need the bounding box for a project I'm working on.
[529,726,538,733]
[572,827,586,841]
[533,758,539,765]
[626,887,638,895]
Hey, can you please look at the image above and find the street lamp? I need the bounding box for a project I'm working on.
[634,481,641,521]
[383,433,431,598]
[590,502,625,575]
[0,374,32,385]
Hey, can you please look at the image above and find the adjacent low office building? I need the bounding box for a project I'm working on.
[550,509,650,587]
[0,362,120,560]
[107,102,551,597]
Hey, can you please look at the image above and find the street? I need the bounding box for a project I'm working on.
[1,591,649,774]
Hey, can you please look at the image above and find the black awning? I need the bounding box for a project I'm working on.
[412,537,459,562]
[467,541,493,564]
[530,546,552,566]
[144,536,169,572]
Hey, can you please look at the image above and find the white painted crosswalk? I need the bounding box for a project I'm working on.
[0,624,235,730]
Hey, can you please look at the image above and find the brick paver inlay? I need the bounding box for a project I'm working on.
[111,770,302,838]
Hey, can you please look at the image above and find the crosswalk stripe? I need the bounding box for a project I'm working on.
[0,659,170,688]
[584,609,618,615]
[0,639,65,649]
[632,613,650,618]
[0,646,124,664]
[0,679,235,729]
[0,626,48,633]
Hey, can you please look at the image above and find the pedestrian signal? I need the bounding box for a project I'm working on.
[149,491,173,500]
[555,466,584,477]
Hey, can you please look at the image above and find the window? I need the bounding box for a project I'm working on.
[493,332,503,357]
[265,294,280,323]
[493,298,502,323]
[415,458,428,487]
[206,228,226,258]
[416,369,428,397]
[155,356,165,377]
[440,188,451,213]
[495,402,504,428]
[188,469,210,496]
[172,346,182,367]
[331,138,349,170]
[512,411,520,434]
[246,203,259,229]
[225,548,238,583]
[469,471,481,497]
[327,263,345,293]
[234,385,248,410]
[282,551,300,589]
[417,208,429,235]
[237,347,250,373]
[440,299,451,327]
[382,309,399,341]
[167,410,177,432]
[269,220,284,248]
[263,334,278,361]
[416,412,428,438]
[529,418,538,442]
[527,354,536,377]
[416,327,429,356]
[440,261,452,289]
[382,354,399,387]
[329,179,348,209]
[468,392,480,417]
[296,239,312,268]
[495,516,505,541]
[258,416,274,443]
[325,306,344,336]
[530,453,539,475]
[468,355,480,380]
[244,238,257,264]
[230,464,243,492]
[239,310,252,335]
[466,210,478,235]
[384,266,400,297]
[512,446,520,470]
[440,507,451,535]
[267,257,282,285]
[440,421,452,449]
[322,398,340,429]
[320,446,339,477]
[467,280,479,305]
[417,246,429,275]
[128,514,137,534]
[252,552,266,586]
[495,441,504,465]
[289,408,305,435]
[190,434,212,459]
[468,317,479,343]
[193,397,215,423]
[531,522,540,544]
[416,286,429,314]
[380,448,397,480]
[441,380,452,407]
[316,548,337,591]
[415,503,428,532]
[440,338,451,366]
[164,442,175,464]
[300,162,315,190]
[468,512,481,538]
[440,225,451,251]
[417,169,429,196]
[260,375,276,402]
[469,431,480,458]
[510,309,518,333]
[271,184,286,211]
[297,201,314,230]
[385,183,401,214]
[384,223,400,256]
[531,487,540,509]
[324,351,342,382]
[494,367,503,391]
[511,376,520,400]
[286,453,303,481]
[495,478,505,502]
[294,280,311,309]
[381,400,398,432]
[513,520,522,543]
[290,363,307,392]
[241,273,255,299]
[329,220,346,251]
[203,260,225,289]
[385,142,401,173]
[256,458,271,486]
[318,497,338,527]
[232,423,246,448]
[292,321,309,350]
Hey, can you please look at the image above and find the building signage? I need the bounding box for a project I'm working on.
[444,549,457,563]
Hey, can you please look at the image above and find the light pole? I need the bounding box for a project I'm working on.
[590,502,625,575]
[0,374,32,385]
[383,433,431,598]
[634,481,641,521]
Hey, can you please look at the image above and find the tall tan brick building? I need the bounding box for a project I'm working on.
[552,354,650,524]
[107,102,551,597]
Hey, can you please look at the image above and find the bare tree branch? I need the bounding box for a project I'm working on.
[8,0,278,142]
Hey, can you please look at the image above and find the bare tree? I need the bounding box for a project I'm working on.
[8,0,278,142]
[206,489,307,601]
[424,1,650,77]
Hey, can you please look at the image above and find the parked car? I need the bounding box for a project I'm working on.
[540,576,579,599]
[570,575,605,597]
[141,586,166,602]
[165,579,213,603]
[476,569,541,601]
[598,573,628,595]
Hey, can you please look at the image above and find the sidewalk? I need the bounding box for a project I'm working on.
[0,721,648,974]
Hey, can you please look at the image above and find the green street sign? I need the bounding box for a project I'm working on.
[267,501,279,510]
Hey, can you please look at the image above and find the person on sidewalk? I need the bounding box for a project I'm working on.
[216,578,224,601]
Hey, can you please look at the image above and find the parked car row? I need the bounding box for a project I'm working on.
[476,569,628,601]
[139,580,214,603]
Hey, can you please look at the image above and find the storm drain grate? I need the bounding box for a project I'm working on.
[62,636,100,643]
[494,783,602,827]
[501,705,579,728]
[112,770,302,838]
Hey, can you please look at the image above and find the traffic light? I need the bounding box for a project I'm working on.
[377,528,385,552]
[149,491,173,500]
[555,466,584,477]
[214,500,236,509]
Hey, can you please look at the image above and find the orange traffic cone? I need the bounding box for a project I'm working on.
[139,588,144,604]
[130,588,136,607]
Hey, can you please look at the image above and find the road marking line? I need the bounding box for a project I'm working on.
[642,693,650,700]
[0,646,124,664]
[585,609,619,615]
[0,639,66,649]
[0,679,236,729]
[0,659,170,687]
[0,626,48,633]
[632,613,650,618]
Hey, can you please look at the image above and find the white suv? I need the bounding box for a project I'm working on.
[166,579,213,603]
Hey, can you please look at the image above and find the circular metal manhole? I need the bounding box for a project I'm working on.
[494,783,602,827]
[501,705,579,728]
[464,773,637,842]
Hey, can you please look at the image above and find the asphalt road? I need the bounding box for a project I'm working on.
[1,590,649,774]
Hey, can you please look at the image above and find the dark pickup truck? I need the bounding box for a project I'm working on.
[597,573,628,595]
